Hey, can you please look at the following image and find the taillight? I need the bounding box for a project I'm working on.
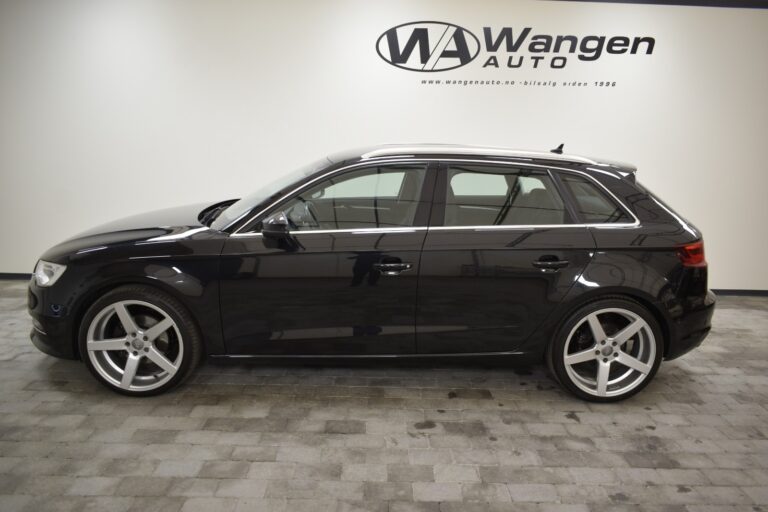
[677,240,706,267]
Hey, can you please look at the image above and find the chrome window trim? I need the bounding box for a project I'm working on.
[231,227,428,238]
[429,225,574,231]
[229,223,640,238]
[230,157,640,236]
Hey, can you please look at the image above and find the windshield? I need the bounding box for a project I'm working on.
[211,158,330,231]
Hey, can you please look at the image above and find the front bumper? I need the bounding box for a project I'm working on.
[27,281,78,360]
[665,289,716,360]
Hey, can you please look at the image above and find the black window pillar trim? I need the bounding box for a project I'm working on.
[428,161,449,227]
[549,169,584,225]
[405,161,438,228]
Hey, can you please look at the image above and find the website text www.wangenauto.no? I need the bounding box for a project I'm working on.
[420,79,617,87]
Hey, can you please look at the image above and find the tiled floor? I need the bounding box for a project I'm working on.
[0,279,766,512]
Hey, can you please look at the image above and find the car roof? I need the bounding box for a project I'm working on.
[328,144,637,177]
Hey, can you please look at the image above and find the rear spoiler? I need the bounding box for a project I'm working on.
[588,159,638,183]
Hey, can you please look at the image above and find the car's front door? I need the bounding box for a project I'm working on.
[416,161,596,354]
[219,162,435,355]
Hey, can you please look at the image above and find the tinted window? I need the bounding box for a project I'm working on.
[445,165,568,226]
[278,165,427,231]
[317,171,406,199]
[561,174,631,223]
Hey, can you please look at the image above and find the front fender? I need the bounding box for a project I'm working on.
[38,232,228,359]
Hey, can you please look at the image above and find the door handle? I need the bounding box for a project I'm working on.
[373,262,413,276]
[532,259,569,270]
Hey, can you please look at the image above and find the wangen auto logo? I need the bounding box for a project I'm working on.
[376,21,480,72]
[377,21,657,72]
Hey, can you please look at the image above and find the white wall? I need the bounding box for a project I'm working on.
[1,0,766,289]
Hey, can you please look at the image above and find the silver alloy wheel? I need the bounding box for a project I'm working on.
[562,307,655,398]
[86,300,183,392]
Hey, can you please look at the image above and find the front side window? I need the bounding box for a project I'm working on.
[275,165,427,231]
[445,165,568,226]
[560,174,631,223]
[211,158,329,231]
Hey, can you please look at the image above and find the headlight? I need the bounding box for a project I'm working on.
[34,260,67,287]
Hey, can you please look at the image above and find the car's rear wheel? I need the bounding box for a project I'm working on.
[79,285,202,396]
[547,297,663,402]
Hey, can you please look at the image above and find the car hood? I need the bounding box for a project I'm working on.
[40,202,216,264]
[73,202,210,238]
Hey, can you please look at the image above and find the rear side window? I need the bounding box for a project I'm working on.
[561,174,632,224]
[446,165,569,226]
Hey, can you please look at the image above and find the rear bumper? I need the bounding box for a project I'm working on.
[665,289,716,360]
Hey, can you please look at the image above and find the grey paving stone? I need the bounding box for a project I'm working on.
[0,495,32,512]
[432,464,480,483]
[180,497,238,512]
[247,461,296,480]
[130,429,179,444]
[387,464,435,482]
[362,481,413,501]
[214,479,268,498]
[198,461,250,479]
[154,459,205,477]
[126,496,186,512]
[115,476,175,497]
[507,483,559,502]
[293,462,342,481]
[741,485,768,504]
[411,482,463,501]
[167,478,220,497]
[15,475,75,496]
[460,482,511,502]
[325,420,366,434]
[66,476,121,496]
[102,460,159,478]
[230,446,278,461]
[233,498,288,512]
[341,463,388,482]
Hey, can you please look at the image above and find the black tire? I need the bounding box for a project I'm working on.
[547,296,663,403]
[78,284,202,396]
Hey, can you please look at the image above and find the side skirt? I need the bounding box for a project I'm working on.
[208,350,529,359]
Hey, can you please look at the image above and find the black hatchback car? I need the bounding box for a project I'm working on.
[28,144,715,401]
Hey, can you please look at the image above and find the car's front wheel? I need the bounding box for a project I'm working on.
[547,297,663,402]
[79,285,202,396]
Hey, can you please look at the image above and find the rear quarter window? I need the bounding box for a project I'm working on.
[561,174,632,224]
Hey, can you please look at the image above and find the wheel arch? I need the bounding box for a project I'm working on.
[547,287,672,359]
[70,276,207,360]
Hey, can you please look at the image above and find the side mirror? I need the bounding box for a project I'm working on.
[262,211,290,239]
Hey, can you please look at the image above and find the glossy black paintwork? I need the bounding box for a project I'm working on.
[220,230,426,355]
[416,227,594,354]
[28,151,714,363]
[30,203,229,357]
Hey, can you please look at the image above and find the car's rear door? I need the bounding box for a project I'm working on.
[219,161,436,355]
[416,161,596,354]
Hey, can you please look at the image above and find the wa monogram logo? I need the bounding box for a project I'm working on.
[376,21,481,72]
